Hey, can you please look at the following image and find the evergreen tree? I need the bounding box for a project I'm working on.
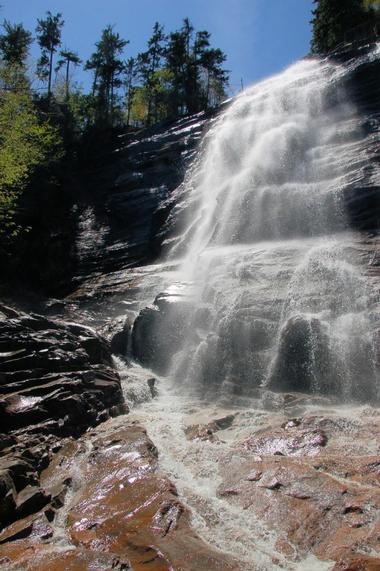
[55,49,82,101]
[165,31,187,116]
[124,57,138,126]
[192,30,228,112]
[36,11,64,98]
[86,25,128,125]
[198,44,228,109]
[137,22,166,125]
[0,20,32,67]
[165,19,228,115]
[310,0,366,53]
[182,20,198,114]
[55,49,81,100]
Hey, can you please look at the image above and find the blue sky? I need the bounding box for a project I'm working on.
[2,0,314,94]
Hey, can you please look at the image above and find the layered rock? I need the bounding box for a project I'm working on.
[0,304,125,530]
[72,110,222,300]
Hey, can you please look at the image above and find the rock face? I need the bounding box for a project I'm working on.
[267,315,333,394]
[73,111,221,294]
[330,43,380,235]
[132,288,194,373]
[0,304,125,530]
[0,417,240,571]
[219,409,380,569]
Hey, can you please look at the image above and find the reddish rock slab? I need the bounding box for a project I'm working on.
[0,418,242,571]
[216,411,380,566]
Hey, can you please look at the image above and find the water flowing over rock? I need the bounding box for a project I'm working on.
[132,45,380,403]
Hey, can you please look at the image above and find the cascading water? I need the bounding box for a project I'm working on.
[139,56,379,402]
[124,48,380,570]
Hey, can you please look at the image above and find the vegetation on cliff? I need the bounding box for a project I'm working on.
[0,11,229,248]
[0,24,62,242]
[311,0,380,53]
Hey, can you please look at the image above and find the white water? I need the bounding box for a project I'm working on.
[150,56,380,401]
[124,51,379,569]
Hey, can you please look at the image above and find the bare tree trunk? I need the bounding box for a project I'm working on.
[48,49,54,99]
[65,59,70,101]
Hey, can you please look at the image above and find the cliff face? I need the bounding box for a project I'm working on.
[332,44,380,233]
[71,110,221,291]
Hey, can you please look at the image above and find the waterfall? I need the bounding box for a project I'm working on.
[134,55,379,403]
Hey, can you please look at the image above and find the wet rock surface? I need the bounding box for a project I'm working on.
[0,417,240,571]
[70,111,221,303]
[0,304,125,531]
[216,408,380,568]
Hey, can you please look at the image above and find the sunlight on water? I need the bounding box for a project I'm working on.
[126,47,380,570]
[157,55,380,401]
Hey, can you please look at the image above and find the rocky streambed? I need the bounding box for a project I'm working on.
[1,331,380,570]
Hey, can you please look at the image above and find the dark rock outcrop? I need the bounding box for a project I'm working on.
[73,111,221,293]
[266,315,332,395]
[132,288,194,374]
[0,304,126,529]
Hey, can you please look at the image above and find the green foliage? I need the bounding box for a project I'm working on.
[310,0,368,53]
[135,18,229,125]
[124,57,138,126]
[0,20,32,66]
[55,49,81,100]
[164,19,228,117]
[36,12,64,97]
[363,0,380,8]
[0,69,62,237]
[137,22,166,125]
[85,25,128,125]
[0,11,230,161]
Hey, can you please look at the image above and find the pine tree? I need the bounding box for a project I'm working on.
[165,20,228,116]
[124,57,138,126]
[198,45,228,110]
[55,49,81,100]
[137,22,166,125]
[165,31,187,117]
[310,0,366,53]
[0,20,32,67]
[36,12,64,99]
[86,26,128,125]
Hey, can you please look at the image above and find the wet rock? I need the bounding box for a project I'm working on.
[132,290,193,373]
[218,487,240,497]
[147,377,158,398]
[332,555,380,570]
[185,414,236,441]
[152,500,184,537]
[242,427,328,457]
[0,418,240,570]
[245,469,263,482]
[258,477,283,490]
[0,306,125,532]
[101,316,132,359]
[15,485,50,519]
[266,315,333,395]
[215,408,380,568]
[185,424,216,442]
